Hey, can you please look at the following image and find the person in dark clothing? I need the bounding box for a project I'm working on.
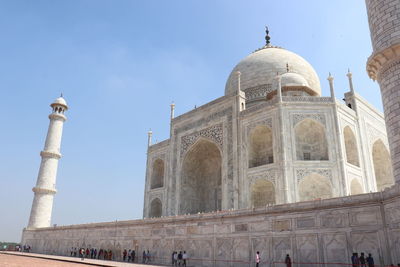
[366,253,374,267]
[172,251,176,265]
[352,253,360,267]
[123,249,127,261]
[178,251,183,266]
[142,250,146,263]
[285,254,292,267]
[360,252,366,267]
[131,250,135,262]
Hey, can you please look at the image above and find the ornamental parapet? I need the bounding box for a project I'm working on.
[282,96,333,103]
[48,113,67,121]
[32,186,57,194]
[40,150,62,159]
[367,43,400,81]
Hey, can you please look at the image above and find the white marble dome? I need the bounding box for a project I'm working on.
[225,46,321,98]
[281,72,309,87]
[51,96,68,108]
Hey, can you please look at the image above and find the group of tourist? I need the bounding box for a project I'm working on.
[142,250,153,263]
[69,247,114,260]
[351,252,375,267]
[122,249,136,262]
[171,251,188,266]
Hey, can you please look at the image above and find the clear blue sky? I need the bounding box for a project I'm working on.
[0,0,381,242]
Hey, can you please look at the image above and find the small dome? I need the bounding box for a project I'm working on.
[225,46,321,102]
[51,96,68,109]
[281,72,309,87]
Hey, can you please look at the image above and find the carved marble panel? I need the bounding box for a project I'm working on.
[273,220,291,231]
[180,123,223,158]
[296,217,316,229]
[323,233,348,263]
[296,234,318,265]
[296,169,332,183]
[273,236,292,262]
[292,113,326,126]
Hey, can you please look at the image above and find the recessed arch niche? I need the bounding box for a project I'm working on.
[250,179,275,208]
[180,138,222,214]
[372,139,394,191]
[149,198,162,218]
[295,119,329,161]
[344,126,360,166]
[350,179,363,195]
[298,173,332,201]
[248,125,273,168]
[150,158,164,189]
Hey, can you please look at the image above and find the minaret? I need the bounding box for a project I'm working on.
[27,95,68,229]
[365,0,400,184]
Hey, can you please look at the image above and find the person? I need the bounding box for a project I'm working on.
[360,252,366,267]
[255,251,261,267]
[104,250,108,260]
[183,251,188,267]
[80,248,85,261]
[178,251,183,266]
[285,254,292,267]
[143,250,146,263]
[173,251,178,266]
[94,248,97,259]
[74,247,77,257]
[86,248,89,258]
[147,250,151,263]
[123,249,127,261]
[131,250,136,262]
[128,249,131,262]
[366,253,374,267]
[98,249,103,259]
[352,253,360,267]
[172,251,176,265]
[109,250,112,260]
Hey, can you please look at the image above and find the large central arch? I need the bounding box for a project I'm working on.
[180,138,222,214]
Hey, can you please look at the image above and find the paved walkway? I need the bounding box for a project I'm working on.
[0,252,163,267]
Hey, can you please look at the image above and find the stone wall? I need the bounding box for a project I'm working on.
[22,185,400,266]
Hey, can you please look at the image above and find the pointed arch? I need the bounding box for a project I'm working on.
[251,179,275,208]
[295,119,329,160]
[344,126,360,166]
[248,125,273,168]
[150,158,164,189]
[180,138,222,214]
[149,198,162,218]
[350,179,363,195]
[372,139,394,190]
[298,173,332,201]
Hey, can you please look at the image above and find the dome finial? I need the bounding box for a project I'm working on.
[60,92,63,98]
[265,26,271,45]
[286,63,290,73]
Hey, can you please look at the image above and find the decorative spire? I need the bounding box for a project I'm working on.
[346,68,354,94]
[60,93,63,97]
[327,72,335,99]
[147,129,153,147]
[265,26,271,46]
[236,71,241,94]
[286,63,290,73]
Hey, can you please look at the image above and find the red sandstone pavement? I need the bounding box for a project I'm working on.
[0,252,162,267]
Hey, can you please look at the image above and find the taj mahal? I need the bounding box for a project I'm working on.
[22,0,400,266]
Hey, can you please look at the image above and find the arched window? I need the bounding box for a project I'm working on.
[251,179,275,208]
[295,119,329,160]
[344,126,360,166]
[248,125,273,168]
[350,179,363,195]
[298,173,332,201]
[149,198,162,217]
[150,159,164,189]
[180,139,221,214]
[372,140,394,191]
